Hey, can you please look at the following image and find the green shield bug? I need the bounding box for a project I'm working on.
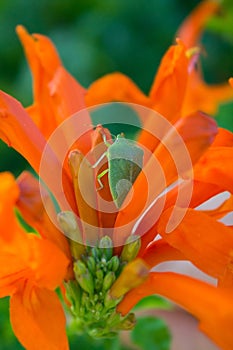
[93,133,144,208]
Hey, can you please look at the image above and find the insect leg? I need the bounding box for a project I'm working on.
[97,168,109,190]
[91,151,107,168]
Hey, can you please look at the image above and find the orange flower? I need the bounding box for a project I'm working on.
[0,1,232,349]
[0,172,70,350]
[86,0,233,117]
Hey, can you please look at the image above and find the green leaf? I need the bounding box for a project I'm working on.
[131,316,171,350]
[133,295,172,311]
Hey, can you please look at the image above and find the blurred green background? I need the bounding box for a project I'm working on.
[0,0,233,349]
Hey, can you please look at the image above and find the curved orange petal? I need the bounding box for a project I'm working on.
[0,254,28,297]
[17,26,89,140]
[0,232,69,295]
[177,0,220,48]
[136,180,223,255]
[150,111,217,178]
[16,171,71,258]
[177,2,233,116]
[149,39,188,121]
[157,207,233,282]
[16,25,61,81]
[10,287,68,350]
[0,91,76,212]
[28,236,69,289]
[113,112,217,245]
[90,126,118,230]
[211,128,233,147]
[48,66,93,154]
[0,91,46,173]
[68,150,100,245]
[194,147,233,193]
[86,72,151,107]
[182,73,233,116]
[141,238,185,267]
[0,172,20,239]
[118,272,233,350]
[201,194,233,220]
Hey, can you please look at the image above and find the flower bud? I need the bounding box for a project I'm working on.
[110,258,149,299]
[86,256,96,275]
[74,260,94,295]
[120,235,141,262]
[108,255,120,272]
[103,271,116,291]
[99,236,113,260]
[119,313,136,330]
[57,211,85,259]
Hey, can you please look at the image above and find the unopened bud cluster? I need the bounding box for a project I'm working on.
[65,235,141,338]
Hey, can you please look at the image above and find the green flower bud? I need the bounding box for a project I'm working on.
[99,236,113,260]
[91,247,101,260]
[96,269,104,282]
[74,260,94,295]
[86,256,96,275]
[103,271,116,291]
[64,280,81,316]
[57,211,81,239]
[75,260,87,274]
[120,235,141,262]
[108,255,120,272]
[104,291,122,310]
[95,269,104,291]
[57,211,84,259]
[119,313,136,330]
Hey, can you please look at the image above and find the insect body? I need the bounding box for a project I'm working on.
[96,134,144,208]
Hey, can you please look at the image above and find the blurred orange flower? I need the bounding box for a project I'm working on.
[0,172,69,350]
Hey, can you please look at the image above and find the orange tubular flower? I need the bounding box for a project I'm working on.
[0,172,70,350]
[86,0,233,117]
[0,1,233,349]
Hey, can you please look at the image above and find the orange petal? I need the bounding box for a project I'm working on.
[16,25,61,82]
[149,39,189,121]
[0,91,76,212]
[0,254,28,297]
[157,207,233,281]
[194,147,233,193]
[118,272,233,350]
[0,172,20,238]
[182,73,233,116]
[10,287,68,350]
[16,25,62,137]
[17,26,89,140]
[211,128,233,147]
[16,171,71,259]
[177,0,220,48]
[91,126,118,230]
[0,232,69,293]
[168,179,222,210]
[86,72,151,107]
[0,91,46,173]
[113,112,217,244]
[151,111,217,180]
[177,2,233,116]
[136,180,222,254]
[68,150,100,245]
[201,194,233,220]
[27,236,69,289]
[141,238,185,267]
